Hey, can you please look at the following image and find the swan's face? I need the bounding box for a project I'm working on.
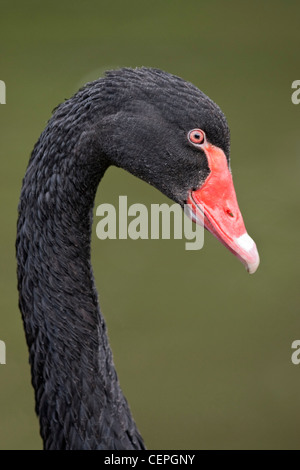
[98,68,259,273]
[101,94,229,203]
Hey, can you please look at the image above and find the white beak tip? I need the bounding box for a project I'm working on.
[235,233,260,274]
[246,255,260,274]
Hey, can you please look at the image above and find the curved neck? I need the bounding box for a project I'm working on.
[16,102,144,449]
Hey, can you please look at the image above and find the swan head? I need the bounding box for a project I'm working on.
[90,67,259,273]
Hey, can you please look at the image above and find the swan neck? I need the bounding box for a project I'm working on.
[16,99,144,449]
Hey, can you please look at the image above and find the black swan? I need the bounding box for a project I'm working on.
[16,67,259,450]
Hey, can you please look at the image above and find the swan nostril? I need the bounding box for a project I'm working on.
[226,209,234,218]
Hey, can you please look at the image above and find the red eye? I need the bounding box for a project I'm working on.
[188,129,205,145]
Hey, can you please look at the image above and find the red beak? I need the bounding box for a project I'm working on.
[187,142,260,274]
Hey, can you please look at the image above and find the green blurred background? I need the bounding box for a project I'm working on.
[0,0,299,450]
